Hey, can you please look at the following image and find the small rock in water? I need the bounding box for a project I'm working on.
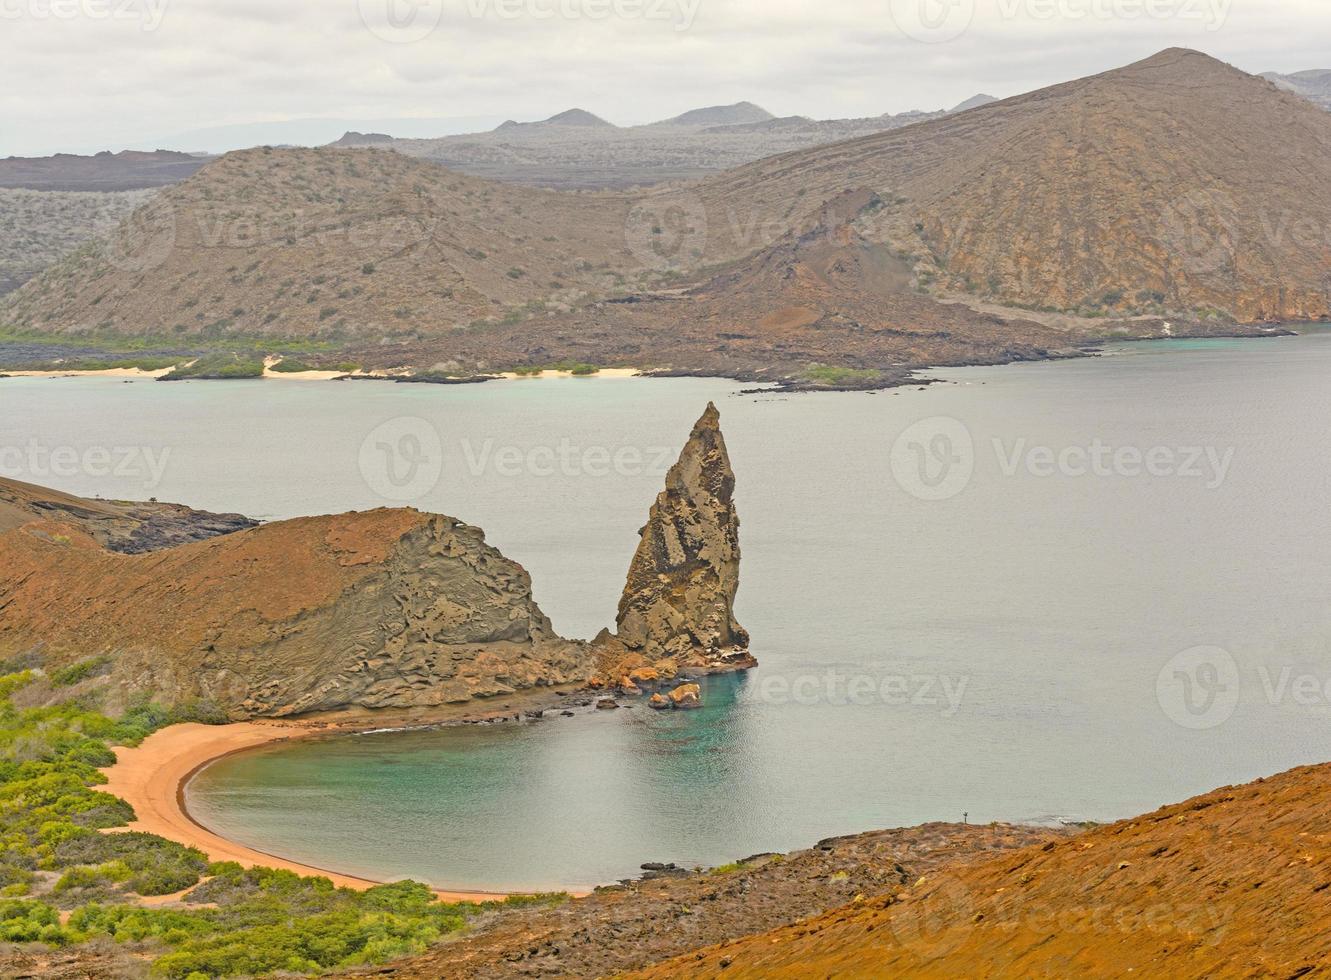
[668,683,703,709]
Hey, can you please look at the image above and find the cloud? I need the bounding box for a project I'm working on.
[1,0,1327,156]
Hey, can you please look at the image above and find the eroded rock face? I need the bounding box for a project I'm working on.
[610,403,752,670]
[0,510,589,718]
[0,476,256,553]
[0,404,753,719]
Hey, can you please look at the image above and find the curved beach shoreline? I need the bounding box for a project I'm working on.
[99,722,516,903]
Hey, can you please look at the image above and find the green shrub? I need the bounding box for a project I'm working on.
[513,360,599,376]
[55,832,209,896]
[0,674,569,973]
[800,364,882,387]
[161,354,264,381]
[0,899,70,944]
[268,358,315,373]
[49,656,113,687]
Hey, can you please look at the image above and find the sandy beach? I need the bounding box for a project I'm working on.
[6,366,174,379]
[6,365,645,382]
[99,721,513,903]
[497,367,642,380]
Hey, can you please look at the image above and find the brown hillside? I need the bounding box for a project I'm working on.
[694,48,1331,321]
[0,475,254,552]
[629,762,1331,977]
[363,822,1068,980]
[4,50,1326,370]
[0,147,635,338]
[0,507,591,718]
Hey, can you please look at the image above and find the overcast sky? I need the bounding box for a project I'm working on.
[2,0,1328,156]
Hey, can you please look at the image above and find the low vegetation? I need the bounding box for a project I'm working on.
[160,354,265,381]
[267,357,316,373]
[800,363,882,387]
[48,655,113,688]
[0,188,154,297]
[512,360,599,376]
[0,354,182,373]
[0,673,565,977]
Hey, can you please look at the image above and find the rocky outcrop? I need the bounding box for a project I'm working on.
[0,405,753,720]
[0,509,589,718]
[0,476,256,553]
[612,403,751,667]
[590,404,756,708]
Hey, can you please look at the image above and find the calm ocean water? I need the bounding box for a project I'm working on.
[5,331,1331,891]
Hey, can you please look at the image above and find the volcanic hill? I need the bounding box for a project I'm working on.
[627,761,1331,977]
[1262,68,1331,110]
[0,475,254,552]
[4,49,1326,384]
[692,47,1331,322]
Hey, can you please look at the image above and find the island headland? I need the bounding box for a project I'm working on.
[0,403,754,722]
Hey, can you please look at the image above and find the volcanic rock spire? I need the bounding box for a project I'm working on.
[613,403,753,668]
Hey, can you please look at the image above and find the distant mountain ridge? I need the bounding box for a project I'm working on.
[951,93,998,112]
[328,132,394,147]
[496,108,616,130]
[0,149,209,191]
[660,102,775,127]
[1262,69,1331,109]
[332,95,1000,189]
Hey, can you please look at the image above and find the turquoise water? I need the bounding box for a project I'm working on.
[5,331,1331,891]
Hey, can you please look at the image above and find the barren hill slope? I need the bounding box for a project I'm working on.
[4,50,1326,376]
[630,761,1331,977]
[694,48,1331,321]
[0,187,154,295]
[1,146,636,338]
[1262,68,1331,110]
[0,475,254,552]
